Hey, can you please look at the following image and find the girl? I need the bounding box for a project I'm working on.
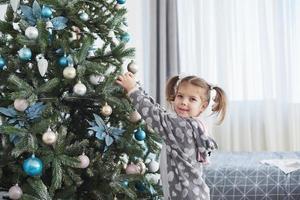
[116,72,227,200]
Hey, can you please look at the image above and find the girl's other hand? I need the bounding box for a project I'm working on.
[116,72,137,93]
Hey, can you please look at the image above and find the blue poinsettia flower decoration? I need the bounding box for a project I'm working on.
[0,102,46,144]
[25,102,46,120]
[88,114,125,148]
[20,0,68,29]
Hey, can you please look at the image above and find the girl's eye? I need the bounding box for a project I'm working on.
[190,98,197,102]
[177,94,183,98]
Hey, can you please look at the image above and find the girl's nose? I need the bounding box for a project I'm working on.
[181,99,188,105]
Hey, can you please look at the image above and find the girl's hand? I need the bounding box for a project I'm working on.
[116,72,137,93]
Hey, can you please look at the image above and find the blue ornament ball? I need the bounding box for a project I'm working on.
[58,56,69,68]
[134,128,146,141]
[23,155,43,176]
[18,47,32,61]
[0,57,6,69]
[121,33,130,43]
[41,6,52,18]
[135,181,146,192]
[121,180,129,187]
[117,0,126,4]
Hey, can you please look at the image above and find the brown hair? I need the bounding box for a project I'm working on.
[166,75,227,124]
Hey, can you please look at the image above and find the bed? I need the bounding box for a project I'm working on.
[203,151,300,200]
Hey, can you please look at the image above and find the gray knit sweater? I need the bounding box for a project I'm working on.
[128,88,217,200]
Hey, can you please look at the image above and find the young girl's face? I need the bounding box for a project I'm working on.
[173,82,208,118]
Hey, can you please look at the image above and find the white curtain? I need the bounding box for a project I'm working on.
[177,0,300,151]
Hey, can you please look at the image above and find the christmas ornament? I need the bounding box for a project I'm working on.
[135,181,146,192]
[8,184,22,200]
[101,102,112,116]
[119,153,129,169]
[120,32,130,43]
[27,62,33,69]
[137,160,147,174]
[73,81,87,96]
[58,55,69,68]
[79,12,89,21]
[128,110,141,123]
[63,65,76,79]
[14,98,29,112]
[42,127,57,145]
[125,163,140,174]
[25,26,39,40]
[89,74,104,85]
[23,154,43,176]
[78,153,90,168]
[127,60,138,74]
[41,6,52,18]
[18,46,32,61]
[147,159,159,173]
[35,54,48,77]
[12,22,21,32]
[0,57,6,70]
[88,114,125,147]
[121,180,129,187]
[46,21,53,35]
[10,0,20,12]
[114,4,121,10]
[134,128,146,141]
[145,173,160,184]
[117,0,126,4]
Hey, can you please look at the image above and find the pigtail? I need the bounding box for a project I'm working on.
[211,86,227,124]
[165,75,180,102]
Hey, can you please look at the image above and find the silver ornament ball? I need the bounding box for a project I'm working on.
[125,163,140,175]
[25,26,39,40]
[42,128,57,145]
[78,154,90,168]
[147,159,160,173]
[128,110,142,123]
[79,12,89,21]
[8,184,23,200]
[73,81,87,96]
[89,74,104,85]
[127,60,138,74]
[14,98,29,112]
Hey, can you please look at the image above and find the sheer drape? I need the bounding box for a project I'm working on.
[143,0,180,105]
[177,0,300,151]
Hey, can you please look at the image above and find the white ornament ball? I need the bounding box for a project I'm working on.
[14,99,29,112]
[148,159,160,173]
[63,66,76,79]
[8,184,23,200]
[127,60,138,74]
[73,81,87,96]
[78,154,90,168]
[89,74,104,85]
[101,103,112,116]
[42,128,57,145]
[128,110,141,123]
[25,26,39,40]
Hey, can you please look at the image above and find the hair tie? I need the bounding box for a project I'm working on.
[210,84,216,90]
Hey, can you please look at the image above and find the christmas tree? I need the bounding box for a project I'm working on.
[0,0,162,199]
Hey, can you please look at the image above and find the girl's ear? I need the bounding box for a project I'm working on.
[200,101,209,112]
